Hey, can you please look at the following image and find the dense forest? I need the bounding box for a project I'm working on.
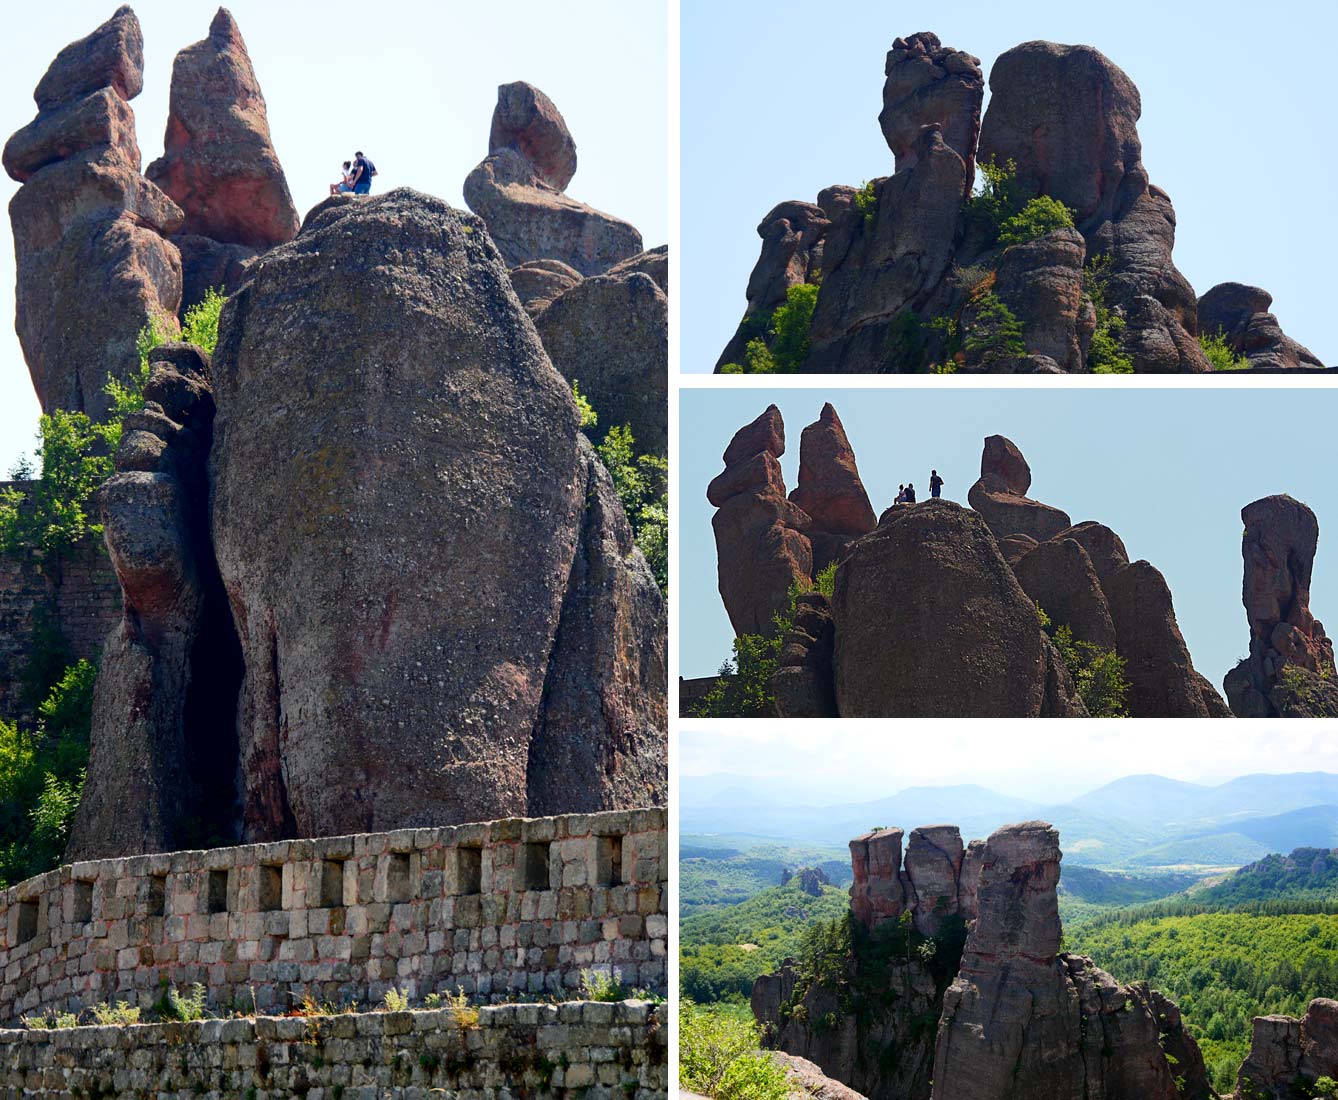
[680,836,851,915]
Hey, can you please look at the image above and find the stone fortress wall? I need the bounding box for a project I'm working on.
[1,1000,668,1099]
[0,808,667,1027]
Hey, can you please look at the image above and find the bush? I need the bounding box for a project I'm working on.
[381,988,410,1012]
[595,424,668,596]
[1199,330,1249,371]
[962,292,1024,367]
[679,999,789,1100]
[1083,256,1134,374]
[581,968,628,1002]
[156,981,208,1022]
[769,283,819,372]
[963,157,1029,246]
[854,180,878,224]
[997,195,1075,248]
[1047,621,1130,717]
[91,1000,142,1026]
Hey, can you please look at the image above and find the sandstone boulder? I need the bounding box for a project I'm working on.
[967,435,1072,542]
[208,190,663,840]
[606,244,668,293]
[145,8,299,250]
[464,83,642,275]
[849,828,905,929]
[993,227,1087,372]
[1199,282,1325,371]
[903,825,965,937]
[6,7,183,417]
[509,258,583,316]
[1013,536,1117,650]
[880,33,983,178]
[789,404,876,539]
[533,267,668,455]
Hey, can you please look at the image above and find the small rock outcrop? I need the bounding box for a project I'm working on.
[145,8,299,310]
[967,434,1072,542]
[73,190,666,855]
[1225,495,1338,717]
[754,821,1213,1100]
[4,5,183,416]
[464,81,642,276]
[715,34,1323,374]
[1237,999,1338,1099]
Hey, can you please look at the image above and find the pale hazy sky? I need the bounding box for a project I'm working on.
[0,0,668,470]
[677,386,1338,696]
[680,727,1338,804]
[681,0,1338,372]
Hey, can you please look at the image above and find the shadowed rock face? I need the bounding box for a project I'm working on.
[146,8,299,250]
[1199,282,1325,371]
[465,82,641,276]
[1238,999,1338,1099]
[1225,495,1338,717]
[4,6,183,416]
[756,821,1213,1100]
[880,32,983,178]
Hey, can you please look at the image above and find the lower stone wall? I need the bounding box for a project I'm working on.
[0,1000,667,1099]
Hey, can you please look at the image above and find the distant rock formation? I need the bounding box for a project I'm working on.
[716,33,1323,374]
[709,410,1224,717]
[782,866,832,896]
[146,7,299,311]
[71,190,666,858]
[3,5,183,416]
[465,81,642,276]
[754,820,1215,1100]
[1224,495,1338,717]
[1237,998,1338,1099]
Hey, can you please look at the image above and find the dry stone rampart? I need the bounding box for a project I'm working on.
[0,1000,668,1099]
[0,808,666,1027]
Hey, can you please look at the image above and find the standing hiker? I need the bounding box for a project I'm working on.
[930,469,944,499]
[347,150,377,196]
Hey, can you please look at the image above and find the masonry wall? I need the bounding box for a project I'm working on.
[0,1000,668,1099]
[0,480,121,721]
[0,809,667,1026]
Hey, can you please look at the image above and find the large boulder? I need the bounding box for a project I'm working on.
[1236,999,1338,1100]
[208,189,664,840]
[1013,536,1117,650]
[849,828,905,929]
[993,227,1088,373]
[533,265,668,455]
[1225,495,1338,717]
[830,500,1080,717]
[902,825,966,937]
[880,33,983,179]
[710,407,814,637]
[1199,282,1326,371]
[145,8,299,250]
[464,82,642,275]
[69,344,242,860]
[967,435,1072,542]
[5,6,183,416]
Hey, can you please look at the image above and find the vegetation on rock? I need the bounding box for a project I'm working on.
[1199,329,1250,371]
[719,283,819,374]
[996,195,1075,248]
[1037,605,1130,717]
[679,999,790,1100]
[1083,256,1134,374]
[963,157,1029,247]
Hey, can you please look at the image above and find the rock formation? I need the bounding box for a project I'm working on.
[1237,999,1338,1099]
[709,411,1222,717]
[71,190,666,857]
[146,8,300,311]
[4,5,184,417]
[716,33,1324,374]
[1224,495,1338,717]
[755,821,1215,1100]
[465,81,642,276]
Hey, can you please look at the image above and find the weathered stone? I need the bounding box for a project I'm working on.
[707,450,785,508]
[993,227,1087,372]
[772,593,837,718]
[1199,282,1325,370]
[725,405,786,467]
[464,84,642,276]
[533,268,668,455]
[849,829,904,928]
[3,86,139,182]
[789,404,876,540]
[713,492,813,638]
[967,435,1072,542]
[509,258,583,316]
[880,32,983,178]
[33,4,144,111]
[606,244,668,293]
[208,190,663,840]
[145,9,299,249]
[1053,521,1129,583]
[1013,536,1117,650]
[174,232,256,313]
[903,826,964,937]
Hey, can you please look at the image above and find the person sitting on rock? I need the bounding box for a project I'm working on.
[895,484,906,504]
[930,469,944,499]
[905,482,917,503]
[347,150,377,196]
[329,161,354,195]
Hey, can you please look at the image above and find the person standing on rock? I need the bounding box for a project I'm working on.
[930,470,944,499]
[348,150,377,196]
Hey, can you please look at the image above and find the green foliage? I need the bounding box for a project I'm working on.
[1045,619,1130,718]
[742,338,777,373]
[963,157,1029,246]
[1083,256,1134,374]
[581,968,630,1002]
[156,981,208,1022]
[595,424,668,595]
[883,308,929,372]
[693,562,838,718]
[854,180,878,225]
[1069,911,1338,1092]
[679,999,790,1100]
[22,1008,79,1029]
[91,1000,142,1026]
[718,362,744,374]
[1199,330,1250,372]
[181,288,224,354]
[0,412,117,558]
[680,881,850,1003]
[381,987,410,1012]
[679,835,852,916]
[996,195,1075,248]
[0,659,96,888]
[769,283,819,372]
[571,380,599,430]
[962,292,1024,367]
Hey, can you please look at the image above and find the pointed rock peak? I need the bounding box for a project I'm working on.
[34,4,144,109]
[489,81,578,192]
[881,31,983,176]
[209,7,244,46]
[980,434,1031,495]
[723,405,785,466]
[790,402,875,538]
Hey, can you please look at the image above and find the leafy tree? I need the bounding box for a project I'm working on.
[962,292,1025,367]
[769,283,819,372]
[595,424,668,595]
[854,180,878,224]
[1041,612,1130,717]
[1199,330,1250,371]
[997,195,1075,248]
[963,157,1029,245]
[679,999,789,1100]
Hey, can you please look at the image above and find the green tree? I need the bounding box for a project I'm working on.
[997,195,1075,248]
[1199,330,1249,372]
[1083,256,1134,374]
[679,999,789,1100]
[963,157,1029,245]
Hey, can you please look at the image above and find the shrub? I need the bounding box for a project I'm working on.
[1083,256,1134,374]
[1048,622,1130,717]
[679,999,789,1100]
[91,1000,142,1026]
[444,986,479,1028]
[381,987,410,1012]
[22,1009,78,1029]
[769,283,819,372]
[742,337,777,373]
[581,968,628,1002]
[963,157,1029,246]
[595,425,668,595]
[997,195,1075,248]
[571,381,599,430]
[854,180,878,224]
[157,982,208,1022]
[962,292,1024,367]
[1199,330,1249,372]
[885,308,928,372]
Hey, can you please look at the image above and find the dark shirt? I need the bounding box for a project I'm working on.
[905,487,916,503]
[352,154,374,185]
[930,475,944,493]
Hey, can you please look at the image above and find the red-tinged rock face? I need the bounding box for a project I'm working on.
[789,404,877,539]
[33,4,144,111]
[489,81,578,192]
[145,8,299,249]
[849,828,905,928]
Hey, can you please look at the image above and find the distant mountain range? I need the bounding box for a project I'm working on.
[681,771,1338,870]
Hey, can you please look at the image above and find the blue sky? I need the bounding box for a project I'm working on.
[681,0,1337,373]
[677,385,1338,695]
[0,0,667,470]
